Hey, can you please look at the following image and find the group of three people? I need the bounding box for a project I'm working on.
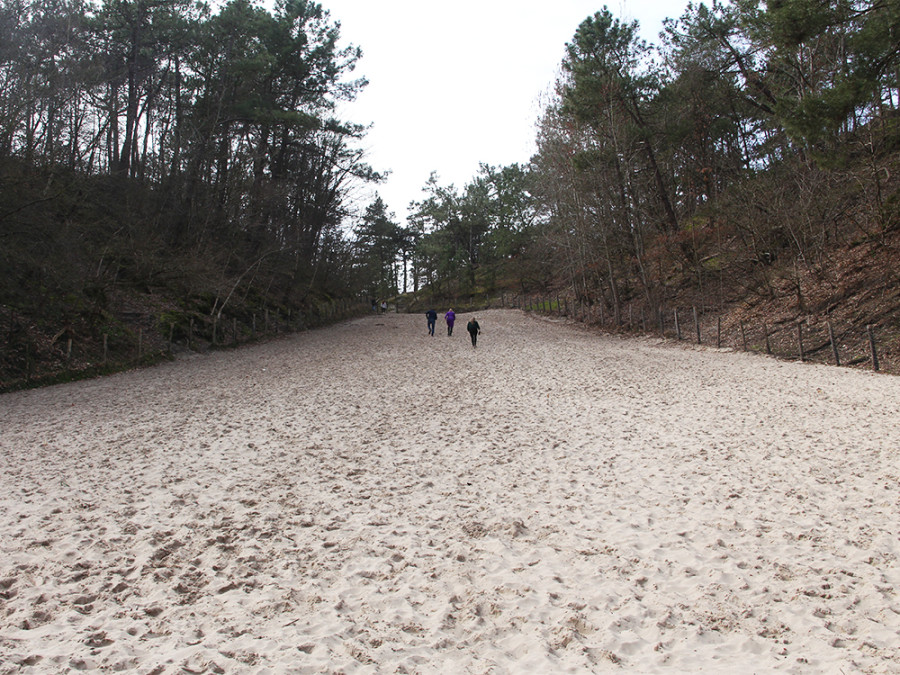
[425,308,481,347]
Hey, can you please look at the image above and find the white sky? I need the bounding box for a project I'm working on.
[322,1,684,222]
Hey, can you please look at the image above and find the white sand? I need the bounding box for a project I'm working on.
[0,309,898,673]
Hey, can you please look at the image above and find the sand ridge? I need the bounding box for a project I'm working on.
[0,309,898,673]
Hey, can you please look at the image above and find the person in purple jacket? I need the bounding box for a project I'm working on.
[444,308,456,336]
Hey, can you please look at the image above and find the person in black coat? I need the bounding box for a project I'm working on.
[466,317,480,347]
[425,309,437,336]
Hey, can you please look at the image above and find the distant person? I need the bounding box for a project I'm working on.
[467,317,481,347]
[381,300,387,314]
[445,308,456,336]
[426,309,437,336]
[371,299,377,313]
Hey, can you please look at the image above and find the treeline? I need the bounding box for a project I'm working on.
[1,0,375,325]
[3,0,900,386]
[403,1,900,328]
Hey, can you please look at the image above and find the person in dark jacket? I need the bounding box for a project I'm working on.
[444,308,456,336]
[467,317,480,347]
[426,309,437,336]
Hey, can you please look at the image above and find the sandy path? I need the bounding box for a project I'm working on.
[0,309,898,673]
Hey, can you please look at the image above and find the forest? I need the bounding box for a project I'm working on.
[1,0,899,389]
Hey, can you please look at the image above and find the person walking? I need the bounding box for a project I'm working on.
[444,308,456,336]
[426,309,437,336]
[467,317,481,348]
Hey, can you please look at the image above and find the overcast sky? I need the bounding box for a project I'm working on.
[321,1,682,222]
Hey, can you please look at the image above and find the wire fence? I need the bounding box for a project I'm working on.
[512,293,896,375]
[1,298,368,392]
[5,292,895,390]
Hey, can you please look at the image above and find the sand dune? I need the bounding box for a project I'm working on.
[1,309,898,673]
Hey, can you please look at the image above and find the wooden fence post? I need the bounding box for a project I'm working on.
[867,325,880,371]
[693,306,701,344]
[233,317,238,345]
[740,321,747,351]
[674,308,681,340]
[763,323,771,354]
[717,316,721,349]
[168,323,174,353]
[827,321,840,366]
[797,322,805,362]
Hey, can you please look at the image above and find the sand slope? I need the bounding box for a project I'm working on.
[1,309,898,673]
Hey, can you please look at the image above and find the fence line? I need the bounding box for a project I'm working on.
[5,295,892,388]
[2,298,368,389]
[523,296,889,373]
